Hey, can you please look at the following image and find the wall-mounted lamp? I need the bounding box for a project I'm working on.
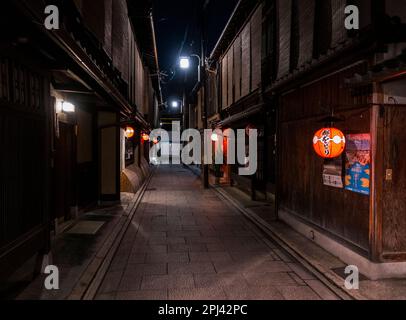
[56,100,76,113]
[62,102,75,113]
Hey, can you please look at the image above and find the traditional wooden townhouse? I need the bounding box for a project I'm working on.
[268,0,406,279]
[206,0,276,199]
[0,0,161,286]
[204,0,406,279]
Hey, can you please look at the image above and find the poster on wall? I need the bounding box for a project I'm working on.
[323,158,344,188]
[345,134,371,196]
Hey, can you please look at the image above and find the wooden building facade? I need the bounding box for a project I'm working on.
[0,0,161,286]
[207,0,276,199]
[204,0,406,279]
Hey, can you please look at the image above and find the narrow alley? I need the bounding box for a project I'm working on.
[96,165,338,300]
[1,0,406,307]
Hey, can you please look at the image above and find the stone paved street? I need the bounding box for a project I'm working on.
[97,165,339,300]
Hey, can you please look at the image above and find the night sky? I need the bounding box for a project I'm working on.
[153,0,239,114]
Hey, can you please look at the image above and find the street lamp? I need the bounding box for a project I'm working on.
[179,57,190,69]
[179,54,201,82]
[171,100,180,108]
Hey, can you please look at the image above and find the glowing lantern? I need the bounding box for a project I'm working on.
[313,128,346,159]
[125,126,135,139]
[211,133,219,142]
[142,133,150,141]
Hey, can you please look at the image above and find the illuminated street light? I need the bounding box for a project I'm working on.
[179,57,190,69]
[179,54,201,82]
[171,101,180,108]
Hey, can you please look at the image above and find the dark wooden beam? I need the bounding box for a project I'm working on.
[53,82,94,94]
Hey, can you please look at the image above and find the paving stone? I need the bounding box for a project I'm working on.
[146,252,189,263]
[276,286,321,300]
[95,292,117,300]
[225,286,285,300]
[118,273,142,292]
[168,262,216,275]
[214,260,291,274]
[168,243,208,253]
[194,273,248,289]
[189,252,232,262]
[229,251,275,263]
[141,275,195,290]
[206,243,227,252]
[128,253,147,264]
[148,236,186,245]
[116,290,167,300]
[244,272,297,287]
[168,287,227,300]
[167,230,201,237]
[186,237,222,244]
[124,263,167,276]
[132,245,167,254]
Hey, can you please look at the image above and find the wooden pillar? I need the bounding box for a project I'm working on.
[370,82,384,262]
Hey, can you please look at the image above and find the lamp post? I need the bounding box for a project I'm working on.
[177,0,209,189]
[170,99,183,114]
[179,54,202,83]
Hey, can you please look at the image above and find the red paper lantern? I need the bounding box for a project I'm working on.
[141,133,150,141]
[313,128,346,158]
[125,126,135,139]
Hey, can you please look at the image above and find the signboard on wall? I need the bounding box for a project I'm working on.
[345,134,371,196]
[323,158,344,188]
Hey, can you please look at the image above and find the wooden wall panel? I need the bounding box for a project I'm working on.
[104,0,113,56]
[281,63,369,122]
[382,107,406,254]
[0,59,49,254]
[207,72,218,116]
[221,55,228,109]
[298,0,315,66]
[279,65,372,252]
[135,46,144,111]
[227,48,234,107]
[241,22,251,97]
[81,0,106,44]
[112,0,124,77]
[233,35,242,102]
[277,0,292,79]
[280,108,371,251]
[331,0,347,47]
[251,5,262,90]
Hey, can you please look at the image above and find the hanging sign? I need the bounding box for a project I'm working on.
[344,134,371,196]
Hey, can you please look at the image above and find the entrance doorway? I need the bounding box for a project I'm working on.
[53,122,77,222]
